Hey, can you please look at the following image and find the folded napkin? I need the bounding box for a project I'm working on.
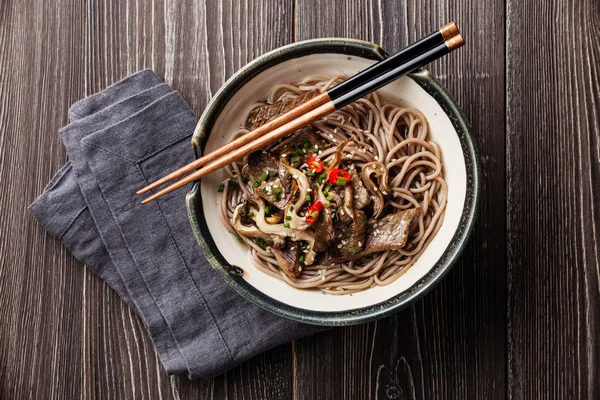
[29,70,318,379]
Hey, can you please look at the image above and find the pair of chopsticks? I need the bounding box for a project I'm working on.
[138,22,464,204]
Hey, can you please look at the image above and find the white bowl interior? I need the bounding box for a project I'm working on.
[201,53,467,312]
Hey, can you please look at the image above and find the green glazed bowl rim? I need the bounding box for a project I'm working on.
[186,38,481,326]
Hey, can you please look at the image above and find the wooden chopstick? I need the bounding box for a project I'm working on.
[136,91,331,195]
[137,22,460,197]
[140,28,464,204]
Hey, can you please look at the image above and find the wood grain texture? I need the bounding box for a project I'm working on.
[1,0,294,399]
[1,0,599,398]
[293,1,507,399]
[506,0,600,398]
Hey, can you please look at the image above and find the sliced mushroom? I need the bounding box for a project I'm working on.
[324,138,354,174]
[350,169,371,210]
[360,161,390,219]
[231,204,285,249]
[280,161,313,231]
[251,197,318,265]
[265,214,282,224]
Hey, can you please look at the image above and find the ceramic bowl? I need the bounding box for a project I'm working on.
[186,38,480,326]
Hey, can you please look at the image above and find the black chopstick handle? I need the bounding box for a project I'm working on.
[327,32,442,103]
[327,23,458,106]
[330,39,458,109]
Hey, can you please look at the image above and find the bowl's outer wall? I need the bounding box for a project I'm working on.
[186,38,480,326]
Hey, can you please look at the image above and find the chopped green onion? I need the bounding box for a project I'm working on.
[242,176,249,183]
[361,216,367,223]
[307,171,315,177]
[253,181,260,188]
[260,172,268,181]
[274,187,281,194]
[284,223,290,228]
[228,181,240,191]
[336,177,347,186]
[326,195,333,201]
[286,215,292,220]
[217,184,225,192]
[291,156,301,164]
[248,211,255,217]
[231,170,237,175]
[294,148,305,155]
[319,173,327,180]
[299,254,305,263]
[274,193,281,201]
[262,187,268,193]
[305,195,311,202]
[310,211,318,218]
[290,206,294,211]
[265,205,271,215]
[256,237,266,247]
[349,246,356,253]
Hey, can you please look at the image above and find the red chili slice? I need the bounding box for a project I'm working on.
[307,156,324,173]
[305,200,323,224]
[328,169,351,185]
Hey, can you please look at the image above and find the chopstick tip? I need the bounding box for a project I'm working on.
[445,33,465,51]
[440,22,459,40]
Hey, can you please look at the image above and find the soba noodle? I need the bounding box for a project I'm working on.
[217,76,447,295]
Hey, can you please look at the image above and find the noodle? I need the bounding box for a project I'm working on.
[217,76,447,294]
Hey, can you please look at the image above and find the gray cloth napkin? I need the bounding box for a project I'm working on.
[29,70,318,379]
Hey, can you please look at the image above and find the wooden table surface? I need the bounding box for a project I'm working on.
[1,0,599,398]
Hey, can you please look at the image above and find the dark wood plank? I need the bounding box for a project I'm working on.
[0,0,294,399]
[293,1,507,398]
[506,0,600,398]
[0,0,86,398]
